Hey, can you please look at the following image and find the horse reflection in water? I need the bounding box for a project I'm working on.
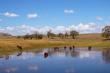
[65,46,78,57]
[17,51,22,56]
[43,46,79,58]
[54,47,59,51]
[0,47,23,60]
[43,47,59,58]
[0,54,9,60]
[102,48,110,63]
[5,55,9,60]
[1,47,110,73]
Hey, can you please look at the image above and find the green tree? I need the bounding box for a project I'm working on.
[23,34,32,39]
[102,26,110,39]
[64,32,69,38]
[37,34,43,39]
[70,30,79,39]
[58,33,64,39]
[23,32,43,40]
[47,30,51,38]
[32,31,39,39]
[47,30,55,38]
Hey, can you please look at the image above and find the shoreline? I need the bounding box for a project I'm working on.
[0,38,110,49]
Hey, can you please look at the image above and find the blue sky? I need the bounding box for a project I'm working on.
[0,0,110,35]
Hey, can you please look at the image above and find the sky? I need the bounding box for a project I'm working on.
[0,0,110,35]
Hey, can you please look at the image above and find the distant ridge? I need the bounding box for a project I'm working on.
[0,32,12,37]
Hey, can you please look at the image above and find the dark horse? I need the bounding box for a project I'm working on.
[17,45,22,51]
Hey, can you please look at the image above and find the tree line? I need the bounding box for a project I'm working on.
[17,25,110,40]
[17,30,79,39]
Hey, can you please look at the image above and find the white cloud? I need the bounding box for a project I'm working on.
[64,9,74,14]
[74,23,97,33]
[96,16,103,21]
[27,13,39,19]
[0,27,5,33]
[0,23,102,35]
[3,12,19,17]
[38,26,52,34]
[6,26,15,31]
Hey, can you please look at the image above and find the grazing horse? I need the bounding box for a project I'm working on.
[64,46,67,49]
[88,46,92,51]
[17,45,22,51]
[44,52,48,58]
[69,46,72,50]
[73,45,75,49]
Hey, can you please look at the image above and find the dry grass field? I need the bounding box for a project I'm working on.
[0,33,110,55]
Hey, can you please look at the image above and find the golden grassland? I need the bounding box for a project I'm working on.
[0,33,110,55]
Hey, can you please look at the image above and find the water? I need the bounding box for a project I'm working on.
[0,47,110,73]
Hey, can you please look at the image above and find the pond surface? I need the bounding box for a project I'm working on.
[0,47,110,73]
